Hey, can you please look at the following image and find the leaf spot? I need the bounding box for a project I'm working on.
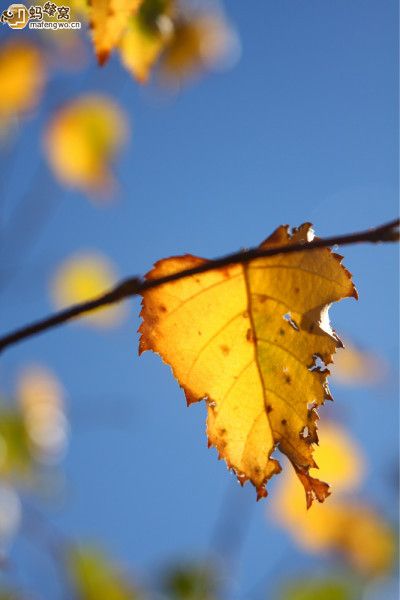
[246,328,255,343]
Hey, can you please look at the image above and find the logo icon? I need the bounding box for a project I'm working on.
[1,2,79,30]
[1,3,29,29]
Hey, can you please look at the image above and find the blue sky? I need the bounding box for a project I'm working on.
[0,1,398,598]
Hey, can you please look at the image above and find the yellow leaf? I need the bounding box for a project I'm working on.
[139,224,357,504]
[51,253,126,327]
[44,94,128,197]
[0,41,45,126]
[305,421,365,494]
[338,505,395,576]
[70,0,90,17]
[275,483,395,576]
[160,12,237,85]
[272,421,365,525]
[89,0,143,65]
[119,14,172,83]
[271,422,395,577]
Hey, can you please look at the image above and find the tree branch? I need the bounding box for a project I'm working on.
[0,218,398,354]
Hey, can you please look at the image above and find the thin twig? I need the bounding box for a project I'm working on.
[0,218,398,354]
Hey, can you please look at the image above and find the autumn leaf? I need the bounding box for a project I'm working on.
[0,41,45,129]
[271,421,395,577]
[271,420,365,528]
[118,1,238,85]
[89,0,143,65]
[44,95,128,197]
[51,252,127,327]
[119,0,174,83]
[159,12,237,85]
[139,224,357,504]
[119,21,166,83]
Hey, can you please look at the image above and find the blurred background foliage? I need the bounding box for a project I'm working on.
[0,0,398,599]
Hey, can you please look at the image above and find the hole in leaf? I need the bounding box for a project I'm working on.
[300,426,309,439]
[283,312,299,331]
[308,354,329,373]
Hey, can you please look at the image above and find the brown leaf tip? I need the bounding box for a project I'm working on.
[97,49,110,66]
[293,463,331,509]
[236,472,248,486]
[256,486,268,501]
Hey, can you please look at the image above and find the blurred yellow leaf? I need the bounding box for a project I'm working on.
[68,547,139,600]
[306,421,365,493]
[160,12,238,85]
[51,253,126,327]
[44,95,128,197]
[272,422,364,523]
[341,505,396,576]
[280,499,395,577]
[17,365,68,464]
[119,10,172,83]
[331,340,387,386]
[272,422,394,577]
[90,0,143,65]
[70,0,90,17]
[140,224,356,503]
[0,41,45,127]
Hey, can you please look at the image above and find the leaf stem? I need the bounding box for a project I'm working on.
[0,217,398,354]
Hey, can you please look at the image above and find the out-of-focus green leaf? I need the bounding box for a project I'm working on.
[68,547,139,600]
[281,577,361,600]
[163,564,217,600]
[0,404,32,478]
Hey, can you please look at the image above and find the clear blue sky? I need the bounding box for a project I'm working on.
[0,1,398,598]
